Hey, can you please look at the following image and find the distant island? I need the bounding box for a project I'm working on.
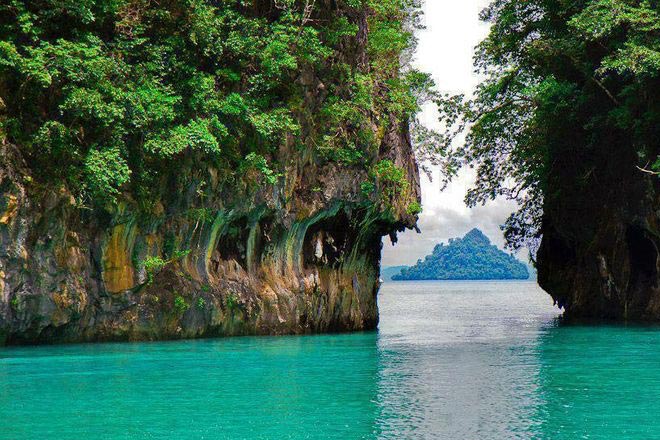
[381,266,409,282]
[391,229,530,281]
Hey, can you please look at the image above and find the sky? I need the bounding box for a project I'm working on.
[381,0,519,267]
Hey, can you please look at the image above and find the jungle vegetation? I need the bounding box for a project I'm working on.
[0,0,429,214]
[393,228,529,281]
[438,0,660,256]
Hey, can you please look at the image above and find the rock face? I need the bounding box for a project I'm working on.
[0,7,420,344]
[537,139,660,320]
[0,133,419,345]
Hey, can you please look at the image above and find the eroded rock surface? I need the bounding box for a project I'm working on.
[538,138,660,321]
[0,4,420,344]
[0,131,419,344]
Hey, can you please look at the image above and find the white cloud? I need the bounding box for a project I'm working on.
[381,0,518,267]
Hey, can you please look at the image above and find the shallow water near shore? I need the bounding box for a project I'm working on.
[2,280,660,439]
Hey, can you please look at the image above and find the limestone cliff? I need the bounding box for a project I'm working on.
[0,134,418,344]
[0,2,421,344]
[538,138,660,321]
[456,0,660,322]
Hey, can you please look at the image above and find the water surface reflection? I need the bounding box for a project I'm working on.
[375,281,557,439]
[7,281,657,439]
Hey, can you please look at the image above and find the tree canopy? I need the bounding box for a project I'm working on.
[439,0,660,254]
[0,0,428,214]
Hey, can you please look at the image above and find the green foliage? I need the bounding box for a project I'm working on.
[241,153,281,186]
[318,144,364,166]
[174,295,190,314]
[225,292,240,312]
[0,1,423,212]
[142,256,167,285]
[171,249,190,260]
[84,147,131,205]
[369,160,411,212]
[197,297,206,310]
[187,208,214,224]
[394,229,529,280]
[360,181,376,197]
[142,250,190,284]
[314,0,429,174]
[0,0,427,237]
[438,0,660,252]
[144,118,224,158]
[374,160,408,187]
[570,0,660,76]
[406,201,422,216]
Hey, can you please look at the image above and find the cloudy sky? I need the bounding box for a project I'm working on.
[381,0,519,267]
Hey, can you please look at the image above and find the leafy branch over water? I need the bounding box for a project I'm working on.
[433,0,660,257]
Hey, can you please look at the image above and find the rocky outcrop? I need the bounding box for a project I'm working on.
[0,132,419,345]
[537,135,660,321]
[0,7,420,344]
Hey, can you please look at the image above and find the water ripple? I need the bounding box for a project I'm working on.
[2,281,658,439]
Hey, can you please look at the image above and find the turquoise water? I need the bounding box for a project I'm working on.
[2,281,660,439]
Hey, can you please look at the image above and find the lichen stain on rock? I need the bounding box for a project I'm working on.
[0,194,17,225]
[0,270,5,302]
[102,221,138,293]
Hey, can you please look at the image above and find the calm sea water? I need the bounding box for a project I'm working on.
[3,281,660,439]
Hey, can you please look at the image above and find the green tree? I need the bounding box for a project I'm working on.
[439,0,660,254]
[0,0,427,213]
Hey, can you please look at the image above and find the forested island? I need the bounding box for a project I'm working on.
[391,229,529,281]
